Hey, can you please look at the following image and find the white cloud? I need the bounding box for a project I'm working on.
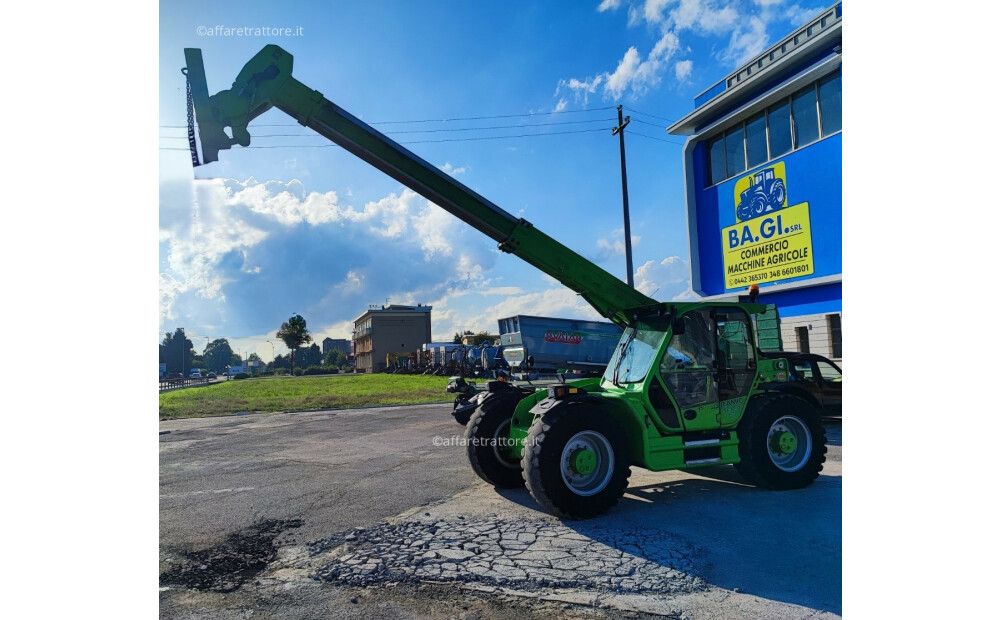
[562,0,806,103]
[464,287,604,332]
[605,47,643,99]
[675,59,694,81]
[781,3,826,28]
[644,0,673,24]
[598,0,623,11]
[159,177,499,341]
[438,162,468,177]
[596,228,642,259]
[670,0,739,33]
[633,256,690,299]
[554,98,568,112]
[560,75,604,105]
[721,15,769,66]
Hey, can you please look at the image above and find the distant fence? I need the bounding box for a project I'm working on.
[159,377,212,392]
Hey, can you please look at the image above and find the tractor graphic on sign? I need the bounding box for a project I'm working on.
[736,167,786,222]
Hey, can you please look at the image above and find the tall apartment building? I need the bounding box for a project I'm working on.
[352,304,432,373]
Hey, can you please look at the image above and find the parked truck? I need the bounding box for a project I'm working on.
[184,46,827,519]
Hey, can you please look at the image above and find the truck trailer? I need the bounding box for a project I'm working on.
[497,315,621,375]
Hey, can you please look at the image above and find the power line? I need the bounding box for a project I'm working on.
[622,106,677,124]
[159,105,619,130]
[159,127,610,150]
[402,127,607,144]
[160,117,616,139]
[629,132,686,145]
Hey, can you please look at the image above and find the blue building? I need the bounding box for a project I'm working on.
[668,3,842,364]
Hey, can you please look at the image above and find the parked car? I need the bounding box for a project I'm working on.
[207,372,217,379]
[759,351,841,416]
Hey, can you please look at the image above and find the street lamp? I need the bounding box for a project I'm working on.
[266,340,276,372]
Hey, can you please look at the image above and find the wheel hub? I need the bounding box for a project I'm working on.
[771,430,797,455]
[765,415,813,472]
[569,448,597,476]
[560,430,615,497]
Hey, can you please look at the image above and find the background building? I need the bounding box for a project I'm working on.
[322,337,350,356]
[352,304,432,373]
[668,3,842,365]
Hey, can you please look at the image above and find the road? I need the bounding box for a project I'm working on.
[160,404,842,618]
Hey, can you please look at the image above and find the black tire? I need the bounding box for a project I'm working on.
[769,179,786,209]
[521,405,631,519]
[734,393,827,489]
[464,395,524,488]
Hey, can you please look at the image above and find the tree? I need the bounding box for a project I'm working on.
[271,354,290,370]
[472,331,494,345]
[453,330,474,344]
[294,343,323,369]
[276,314,312,374]
[203,338,235,373]
[325,349,347,368]
[159,328,193,375]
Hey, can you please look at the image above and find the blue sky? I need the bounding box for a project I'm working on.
[159,0,830,360]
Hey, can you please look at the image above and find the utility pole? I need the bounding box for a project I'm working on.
[612,105,634,288]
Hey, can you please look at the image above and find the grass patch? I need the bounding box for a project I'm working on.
[159,374,451,419]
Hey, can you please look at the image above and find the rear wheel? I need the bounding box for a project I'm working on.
[522,406,631,518]
[464,395,524,488]
[734,393,826,489]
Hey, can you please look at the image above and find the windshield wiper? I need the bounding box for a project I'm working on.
[612,327,638,387]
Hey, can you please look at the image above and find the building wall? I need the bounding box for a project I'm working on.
[352,306,432,373]
[779,311,842,368]
[322,338,350,356]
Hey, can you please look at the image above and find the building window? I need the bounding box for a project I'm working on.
[704,68,841,187]
[745,111,768,168]
[827,314,842,358]
[818,71,842,136]
[795,326,810,353]
[709,134,727,185]
[791,85,819,148]
[767,99,793,159]
[725,125,746,178]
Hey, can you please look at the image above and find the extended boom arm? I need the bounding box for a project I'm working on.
[184,46,656,326]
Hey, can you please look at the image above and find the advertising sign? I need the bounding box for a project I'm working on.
[721,163,814,289]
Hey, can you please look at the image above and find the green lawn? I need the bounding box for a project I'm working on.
[159,374,451,419]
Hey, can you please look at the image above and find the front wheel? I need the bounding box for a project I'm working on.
[734,393,826,489]
[464,395,524,488]
[522,406,631,519]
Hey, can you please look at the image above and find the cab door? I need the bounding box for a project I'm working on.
[659,308,720,431]
[713,309,758,426]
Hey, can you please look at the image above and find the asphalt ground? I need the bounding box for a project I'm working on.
[159,403,842,618]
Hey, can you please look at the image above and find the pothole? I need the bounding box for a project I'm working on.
[160,519,303,593]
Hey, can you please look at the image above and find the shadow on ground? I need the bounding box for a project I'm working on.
[494,459,841,615]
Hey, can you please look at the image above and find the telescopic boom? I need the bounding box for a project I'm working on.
[184,46,656,326]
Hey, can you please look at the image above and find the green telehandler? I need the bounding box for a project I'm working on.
[182,45,826,518]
